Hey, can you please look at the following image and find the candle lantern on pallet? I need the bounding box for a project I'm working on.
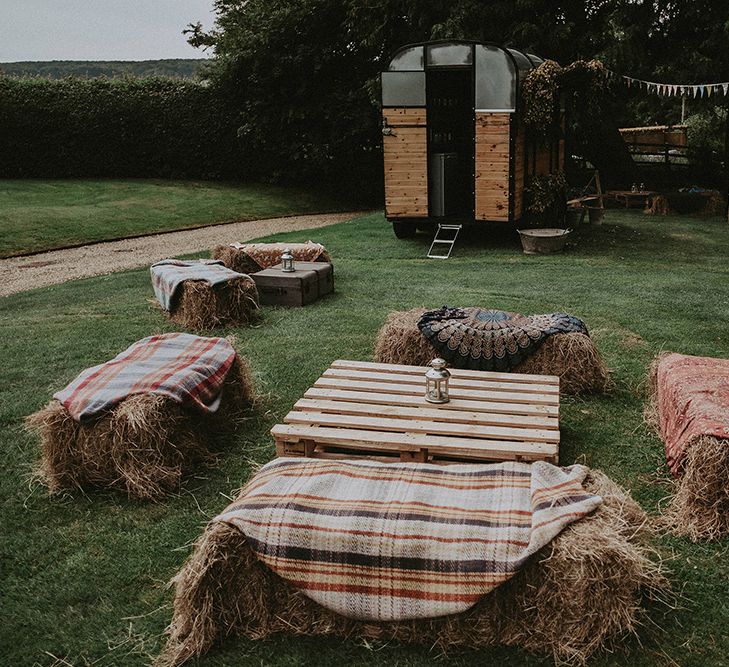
[425,358,451,404]
[281,248,295,272]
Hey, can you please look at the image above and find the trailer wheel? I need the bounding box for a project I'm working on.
[392,221,417,239]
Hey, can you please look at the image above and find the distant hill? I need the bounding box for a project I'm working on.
[0,59,207,79]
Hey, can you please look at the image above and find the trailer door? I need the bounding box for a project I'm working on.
[382,107,428,218]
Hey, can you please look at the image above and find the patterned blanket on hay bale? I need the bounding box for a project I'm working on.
[53,332,238,421]
[214,457,602,621]
[418,307,588,372]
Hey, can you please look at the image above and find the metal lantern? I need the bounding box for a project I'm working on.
[281,248,295,272]
[425,358,451,404]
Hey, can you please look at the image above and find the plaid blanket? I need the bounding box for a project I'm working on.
[54,333,236,421]
[150,259,246,311]
[229,241,328,271]
[418,307,588,372]
[215,458,601,621]
[655,353,729,476]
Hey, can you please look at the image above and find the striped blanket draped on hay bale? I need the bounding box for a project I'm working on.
[214,457,601,621]
[418,307,588,372]
[150,259,246,311]
[649,352,729,539]
[54,333,237,420]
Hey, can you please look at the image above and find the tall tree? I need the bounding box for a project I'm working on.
[187,0,729,189]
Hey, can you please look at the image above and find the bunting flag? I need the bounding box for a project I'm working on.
[607,69,729,99]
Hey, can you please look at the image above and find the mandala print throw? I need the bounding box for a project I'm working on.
[417,307,588,371]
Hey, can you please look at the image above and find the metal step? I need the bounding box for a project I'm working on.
[427,224,462,259]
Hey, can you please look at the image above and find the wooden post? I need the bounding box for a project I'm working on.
[594,170,604,208]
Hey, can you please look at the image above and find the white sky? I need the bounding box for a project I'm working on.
[0,0,216,61]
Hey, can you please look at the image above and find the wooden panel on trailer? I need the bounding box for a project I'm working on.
[475,112,511,222]
[383,108,427,218]
[513,118,526,220]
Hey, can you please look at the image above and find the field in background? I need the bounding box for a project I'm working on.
[2,210,729,666]
[0,179,345,257]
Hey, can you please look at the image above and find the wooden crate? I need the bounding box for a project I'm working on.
[272,359,560,464]
[252,261,333,307]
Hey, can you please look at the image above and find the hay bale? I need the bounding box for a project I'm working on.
[167,277,259,331]
[26,357,255,500]
[211,245,262,275]
[646,357,729,541]
[373,308,610,394]
[158,470,668,667]
[211,244,333,274]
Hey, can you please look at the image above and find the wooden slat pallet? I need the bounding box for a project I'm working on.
[272,360,560,465]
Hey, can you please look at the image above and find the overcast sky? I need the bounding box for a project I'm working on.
[1,0,216,61]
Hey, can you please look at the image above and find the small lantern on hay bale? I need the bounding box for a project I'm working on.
[26,334,256,500]
[373,308,610,394]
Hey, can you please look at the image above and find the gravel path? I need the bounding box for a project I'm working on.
[0,211,364,298]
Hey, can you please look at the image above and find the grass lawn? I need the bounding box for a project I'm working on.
[2,209,729,666]
[0,179,347,258]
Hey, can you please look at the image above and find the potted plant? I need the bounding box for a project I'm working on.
[518,172,572,254]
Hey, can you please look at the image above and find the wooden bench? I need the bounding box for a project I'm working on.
[272,360,560,464]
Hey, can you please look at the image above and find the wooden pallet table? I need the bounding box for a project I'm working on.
[272,360,560,464]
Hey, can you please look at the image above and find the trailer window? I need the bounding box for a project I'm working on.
[427,43,472,67]
[389,46,424,71]
[381,71,426,106]
[474,45,516,111]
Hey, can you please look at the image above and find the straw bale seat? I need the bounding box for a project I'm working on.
[27,334,255,500]
[212,241,332,275]
[159,463,666,666]
[373,308,610,394]
[647,352,729,540]
[151,260,259,331]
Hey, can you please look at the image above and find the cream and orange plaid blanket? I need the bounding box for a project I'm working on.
[215,457,601,621]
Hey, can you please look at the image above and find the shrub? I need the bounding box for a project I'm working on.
[0,77,244,179]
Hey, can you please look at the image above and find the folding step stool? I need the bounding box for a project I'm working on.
[427,224,462,259]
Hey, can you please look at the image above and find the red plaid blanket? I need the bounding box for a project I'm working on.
[54,333,236,421]
[655,353,729,476]
[150,259,245,311]
[216,458,601,621]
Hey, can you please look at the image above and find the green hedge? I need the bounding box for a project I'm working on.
[0,77,244,179]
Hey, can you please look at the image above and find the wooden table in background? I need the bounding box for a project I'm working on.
[272,359,560,465]
[608,190,658,208]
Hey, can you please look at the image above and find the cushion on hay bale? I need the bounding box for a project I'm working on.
[212,241,332,275]
[27,333,254,499]
[373,308,610,394]
[159,462,667,667]
[647,352,729,540]
[151,259,259,330]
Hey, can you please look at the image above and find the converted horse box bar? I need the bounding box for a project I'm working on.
[381,40,565,238]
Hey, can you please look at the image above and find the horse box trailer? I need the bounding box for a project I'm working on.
[381,40,565,238]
